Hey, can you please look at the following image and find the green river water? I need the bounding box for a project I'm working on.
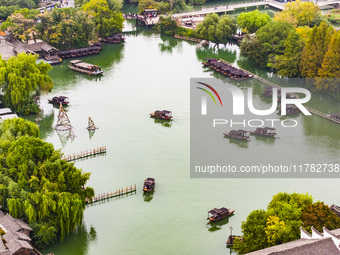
[30,21,340,255]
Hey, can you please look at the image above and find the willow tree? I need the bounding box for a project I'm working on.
[0,53,53,112]
[237,10,271,34]
[0,118,94,248]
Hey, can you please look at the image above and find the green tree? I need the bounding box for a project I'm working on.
[240,21,294,68]
[240,36,266,67]
[301,202,340,233]
[138,0,158,13]
[1,8,40,43]
[273,0,320,27]
[316,31,340,93]
[83,0,124,37]
[0,53,53,113]
[274,29,305,77]
[0,118,94,248]
[196,14,236,44]
[237,10,271,34]
[300,21,334,78]
[234,192,313,254]
[157,16,178,35]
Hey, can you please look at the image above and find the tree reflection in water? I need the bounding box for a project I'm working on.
[41,224,97,255]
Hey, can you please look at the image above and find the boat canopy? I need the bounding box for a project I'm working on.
[209,207,229,215]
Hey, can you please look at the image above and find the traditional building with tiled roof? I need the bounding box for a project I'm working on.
[246,226,340,255]
[0,211,42,255]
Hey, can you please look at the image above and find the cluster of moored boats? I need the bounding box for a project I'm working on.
[203,58,253,79]
[224,127,277,141]
[63,34,125,75]
[58,43,102,59]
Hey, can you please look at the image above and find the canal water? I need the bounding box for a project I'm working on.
[36,21,340,254]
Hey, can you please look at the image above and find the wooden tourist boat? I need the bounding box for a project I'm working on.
[58,46,102,59]
[203,58,218,66]
[48,96,69,105]
[263,87,295,100]
[207,207,235,222]
[204,59,252,79]
[250,127,277,137]
[223,130,250,141]
[285,104,301,115]
[68,60,103,75]
[102,33,125,44]
[330,113,340,121]
[143,178,155,192]
[150,110,172,120]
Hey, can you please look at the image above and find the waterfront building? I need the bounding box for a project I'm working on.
[246,226,340,255]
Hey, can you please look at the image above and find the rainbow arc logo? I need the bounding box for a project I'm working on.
[196,82,222,115]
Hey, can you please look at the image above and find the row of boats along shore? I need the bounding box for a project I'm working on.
[58,34,125,76]
[203,58,253,79]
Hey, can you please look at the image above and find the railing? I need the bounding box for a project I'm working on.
[86,184,137,204]
[61,146,106,161]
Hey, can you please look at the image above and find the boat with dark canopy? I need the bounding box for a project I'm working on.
[48,96,69,105]
[250,127,277,137]
[202,58,252,79]
[102,33,125,44]
[58,44,102,59]
[263,87,295,100]
[223,130,250,141]
[143,178,155,192]
[207,207,235,222]
[285,104,301,115]
[68,60,103,75]
[150,110,172,120]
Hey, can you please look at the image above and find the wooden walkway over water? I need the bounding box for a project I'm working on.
[86,184,137,204]
[61,146,106,161]
[219,59,340,125]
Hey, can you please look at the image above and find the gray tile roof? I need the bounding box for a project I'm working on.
[0,214,32,233]
[246,227,340,255]
[6,239,33,254]
[330,204,340,217]
[3,231,31,243]
[0,238,7,253]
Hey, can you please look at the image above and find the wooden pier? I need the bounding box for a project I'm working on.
[86,184,137,204]
[61,146,106,161]
[219,59,340,125]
